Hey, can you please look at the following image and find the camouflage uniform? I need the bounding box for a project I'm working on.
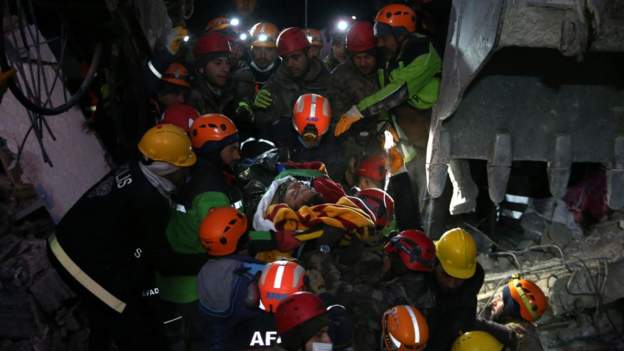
[255,58,345,129]
[188,76,235,114]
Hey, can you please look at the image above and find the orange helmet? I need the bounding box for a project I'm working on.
[205,16,231,32]
[375,4,417,34]
[508,278,548,322]
[303,28,322,47]
[199,207,248,256]
[382,305,429,351]
[258,260,305,312]
[190,114,239,151]
[292,94,332,142]
[162,62,190,88]
[250,22,279,48]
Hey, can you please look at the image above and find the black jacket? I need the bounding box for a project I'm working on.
[178,157,242,210]
[52,163,172,302]
[426,263,485,351]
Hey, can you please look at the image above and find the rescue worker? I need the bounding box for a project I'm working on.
[303,28,323,59]
[427,228,485,351]
[232,22,281,137]
[147,62,192,123]
[275,292,334,351]
[178,114,242,209]
[254,27,343,130]
[233,22,281,103]
[334,3,441,137]
[333,21,380,114]
[334,4,442,212]
[381,305,429,351]
[475,278,547,350]
[205,16,248,72]
[323,24,348,73]
[189,31,235,115]
[308,229,437,350]
[198,254,305,349]
[195,207,265,350]
[47,124,196,350]
[451,331,504,351]
[264,93,346,182]
[158,103,200,133]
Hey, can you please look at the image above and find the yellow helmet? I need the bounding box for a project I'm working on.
[435,228,477,279]
[138,124,197,167]
[451,331,503,351]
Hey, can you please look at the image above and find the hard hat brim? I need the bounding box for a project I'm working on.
[174,152,197,167]
[439,259,476,279]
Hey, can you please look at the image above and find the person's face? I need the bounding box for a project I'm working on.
[332,43,347,62]
[283,50,310,78]
[284,181,317,209]
[434,262,466,292]
[230,41,245,60]
[158,90,185,108]
[220,142,241,167]
[307,45,321,59]
[376,34,399,61]
[304,326,332,351]
[251,46,277,69]
[204,57,231,87]
[352,52,377,75]
[489,290,505,320]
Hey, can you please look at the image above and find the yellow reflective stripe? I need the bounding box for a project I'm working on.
[512,279,538,320]
[293,230,324,241]
[48,234,127,313]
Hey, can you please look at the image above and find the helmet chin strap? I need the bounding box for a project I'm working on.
[250,59,275,73]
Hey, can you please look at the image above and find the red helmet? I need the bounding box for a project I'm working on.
[357,153,387,183]
[385,230,435,272]
[160,104,200,132]
[276,27,310,57]
[258,260,305,312]
[275,292,327,334]
[346,21,376,53]
[292,94,332,142]
[194,31,231,57]
[356,188,395,228]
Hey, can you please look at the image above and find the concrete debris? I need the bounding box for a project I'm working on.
[479,218,624,349]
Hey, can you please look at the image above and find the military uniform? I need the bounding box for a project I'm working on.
[255,58,344,129]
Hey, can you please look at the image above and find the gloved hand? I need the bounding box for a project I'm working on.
[165,26,189,55]
[273,230,301,252]
[253,88,272,109]
[387,146,407,176]
[306,269,327,294]
[334,105,364,137]
[235,101,254,125]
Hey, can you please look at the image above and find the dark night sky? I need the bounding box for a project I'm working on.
[190,0,394,33]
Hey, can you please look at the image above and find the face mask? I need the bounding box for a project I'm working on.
[312,343,333,351]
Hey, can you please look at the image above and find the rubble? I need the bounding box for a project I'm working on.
[478,218,624,350]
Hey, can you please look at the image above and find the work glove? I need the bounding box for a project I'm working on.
[235,101,254,125]
[165,26,189,55]
[334,105,364,137]
[253,88,272,109]
[312,176,346,203]
[387,146,407,176]
[273,230,301,252]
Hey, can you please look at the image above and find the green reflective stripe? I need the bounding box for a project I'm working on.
[249,230,272,241]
